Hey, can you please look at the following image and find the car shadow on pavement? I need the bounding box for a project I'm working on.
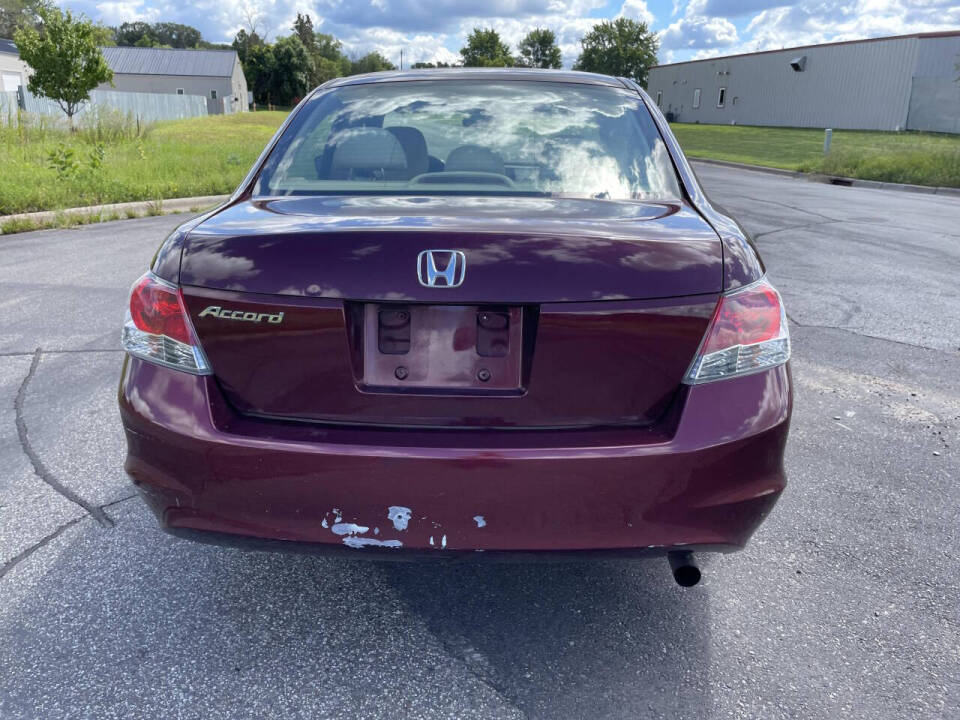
[1,501,716,719]
[379,559,716,718]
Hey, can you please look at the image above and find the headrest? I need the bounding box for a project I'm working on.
[444,145,505,175]
[330,128,408,173]
[386,126,429,177]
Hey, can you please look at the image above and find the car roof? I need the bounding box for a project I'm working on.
[322,67,628,90]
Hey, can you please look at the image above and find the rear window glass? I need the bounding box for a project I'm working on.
[255,79,681,201]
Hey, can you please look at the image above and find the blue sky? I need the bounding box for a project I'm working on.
[62,0,960,66]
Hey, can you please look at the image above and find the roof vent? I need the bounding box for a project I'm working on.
[790,55,807,72]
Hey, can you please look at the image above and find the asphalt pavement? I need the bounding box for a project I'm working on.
[1,164,958,719]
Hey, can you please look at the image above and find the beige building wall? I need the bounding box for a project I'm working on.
[0,51,29,92]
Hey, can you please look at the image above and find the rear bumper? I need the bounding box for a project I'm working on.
[119,357,791,557]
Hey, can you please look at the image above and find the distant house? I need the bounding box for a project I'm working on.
[98,46,248,114]
[0,38,29,92]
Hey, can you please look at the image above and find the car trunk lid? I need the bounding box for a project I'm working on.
[180,196,721,428]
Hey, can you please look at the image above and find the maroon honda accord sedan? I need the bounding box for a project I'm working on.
[119,69,791,585]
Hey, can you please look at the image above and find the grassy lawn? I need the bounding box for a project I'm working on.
[0,111,288,216]
[670,123,960,188]
[4,112,958,218]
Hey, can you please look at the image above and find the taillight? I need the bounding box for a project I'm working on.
[683,277,790,384]
[121,272,211,374]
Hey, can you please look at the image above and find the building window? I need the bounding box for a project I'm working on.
[656,91,662,107]
[210,90,218,100]
[176,88,184,95]
[693,88,701,109]
[717,87,726,108]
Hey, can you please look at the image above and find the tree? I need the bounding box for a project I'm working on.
[0,0,49,37]
[460,28,513,67]
[243,42,275,104]
[290,16,351,88]
[114,21,201,48]
[350,51,396,75]
[412,61,454,69]
[271,35,311,103]
[315,32,346,62]
[14,7,113,125]
[516,28,562,69]
[292,12,316,53]
[232,28,263,65]
[573,18,658,85]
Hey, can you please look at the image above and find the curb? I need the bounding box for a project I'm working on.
[1,195,230,234]
[689,157,960,197]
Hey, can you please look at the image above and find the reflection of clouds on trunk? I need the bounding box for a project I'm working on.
[267,81,681,201]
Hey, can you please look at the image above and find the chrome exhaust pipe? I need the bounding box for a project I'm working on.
[668,551,701,587]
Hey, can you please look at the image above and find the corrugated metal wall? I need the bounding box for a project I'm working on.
[907,36,960,133]
[647,36,947,131]
[0,88,208,125]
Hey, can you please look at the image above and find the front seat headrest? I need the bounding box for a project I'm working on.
[444,145,505,175]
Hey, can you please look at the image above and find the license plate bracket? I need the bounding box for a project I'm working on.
[361,304,523,394]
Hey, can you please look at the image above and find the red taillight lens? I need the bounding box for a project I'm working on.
[702,282,783,353]
[129,274,192,344]
[122,272,210,374]
[684,277,790,384]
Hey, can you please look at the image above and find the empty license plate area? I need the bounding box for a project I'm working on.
[362,304,523,393]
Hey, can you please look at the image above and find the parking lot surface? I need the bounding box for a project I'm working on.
[1,164,958,719]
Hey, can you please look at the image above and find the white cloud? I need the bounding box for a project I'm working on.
[694,0,960,59]
[65,0,960,68]
[618,0,655,25]
[660,15,738,50]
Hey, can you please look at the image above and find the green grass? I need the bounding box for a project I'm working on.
[0,111,288,215]
[669,123,960,188]
[4,113,957,218]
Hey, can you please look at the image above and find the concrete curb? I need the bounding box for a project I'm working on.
[0,195,230,234]
[690,157,960,197]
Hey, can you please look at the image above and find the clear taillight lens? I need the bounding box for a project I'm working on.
[683,277,790,384]
[121,272,211,374]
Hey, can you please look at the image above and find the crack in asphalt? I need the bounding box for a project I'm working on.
[14,349,115,528]
[0,516,85,581]
[787,314,957,355]
[101,493,138,510]
[0,348,121,357]
[735,194,840,223]
[435,635,530,719]
[752,219,839,240]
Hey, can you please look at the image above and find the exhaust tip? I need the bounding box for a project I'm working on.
[668,551,701,587]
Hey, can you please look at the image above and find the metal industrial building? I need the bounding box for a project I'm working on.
[646,31,960,133]
[97,46,249,115]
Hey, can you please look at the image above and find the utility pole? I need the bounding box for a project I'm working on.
[400,49,403,70]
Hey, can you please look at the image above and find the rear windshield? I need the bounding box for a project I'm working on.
[254,79,682,201]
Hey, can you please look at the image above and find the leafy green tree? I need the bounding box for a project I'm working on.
[460,28,513,67]
[232,28,263,65]
[412,61,454,69]
[292,13,316,52]
[573,18,658,85]
[290,16,351,87]
[313,55,350,84]
[243,41,275,104]
[245,35,311,106]
[0,0,50,37]
[315,32,346,62]
[14,7,113,125]
[114,21,201,48]
[350,51,396,75]
[152,22,202,48]
[272,35,311,103]
[516,28,562,69]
